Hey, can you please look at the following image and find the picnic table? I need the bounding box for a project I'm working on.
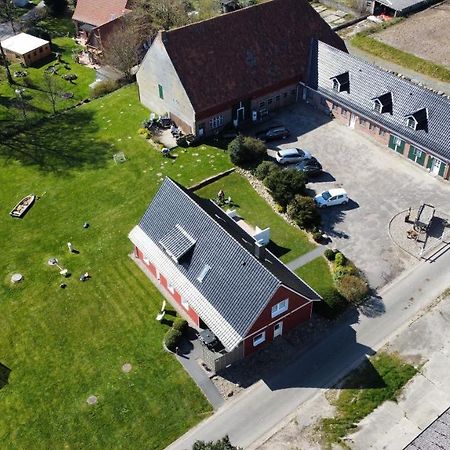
[199,329,217,347]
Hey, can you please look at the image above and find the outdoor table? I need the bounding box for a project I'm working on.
[199,329,217,347]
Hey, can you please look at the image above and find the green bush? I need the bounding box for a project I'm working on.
[334,252,346,267]
[287,195,321,230]
[315,288,347,319]
[264,168,307,210]
[228,135,267,166]
[164,328,182,352]
[253,161,279,180]
[336,275,369,304]
[324,249,336,261]
[333,264,356,282]
[91,80,119,99]
[312,230,323,242]
[173,318,188,334]
[138,127,152,138]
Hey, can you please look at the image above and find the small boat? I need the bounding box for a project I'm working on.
[10,194,35,218]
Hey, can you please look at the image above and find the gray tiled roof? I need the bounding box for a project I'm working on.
[377,0,428,13]
[308,40,450,163]
[130,178,320,350]
[405,406,450,449]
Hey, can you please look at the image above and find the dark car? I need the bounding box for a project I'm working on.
[256,126,290,142]
[292,157,323,176]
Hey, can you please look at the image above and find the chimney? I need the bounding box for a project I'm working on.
[254,241,265,260]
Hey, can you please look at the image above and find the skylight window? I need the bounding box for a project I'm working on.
[197,264,211,283]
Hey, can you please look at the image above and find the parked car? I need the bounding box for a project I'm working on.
[292,156,322,175]
[256,126,290,142]
[276,147,312,164]
[314,188,349,208]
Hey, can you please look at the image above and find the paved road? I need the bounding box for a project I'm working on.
[166,243,450,450]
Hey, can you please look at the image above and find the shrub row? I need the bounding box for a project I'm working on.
[332,252,369,304]
[253,161,321,231]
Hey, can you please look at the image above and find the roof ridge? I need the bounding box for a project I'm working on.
[164,177,283,284]
[165,176,320,301]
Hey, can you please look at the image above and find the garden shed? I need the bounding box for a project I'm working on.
[0,33,51,66]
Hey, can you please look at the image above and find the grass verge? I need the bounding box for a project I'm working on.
[321,352,417,447]
[295,256,346,318]
[351,31,450,83]
[196,171,315,263]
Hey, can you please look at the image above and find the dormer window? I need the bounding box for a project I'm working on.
[372,92,392,114]
[405,108,428,132]
[406,117,417,130]
[330,72,349,93]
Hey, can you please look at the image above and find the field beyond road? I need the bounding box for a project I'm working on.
[374,2,450,69]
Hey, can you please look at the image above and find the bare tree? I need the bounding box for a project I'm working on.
[102,22,141,80]
[43,73,64,114]
[0,41,14,85]
[129,0,191,39]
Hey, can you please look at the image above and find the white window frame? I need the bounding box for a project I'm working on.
[253,331,266,347]
[373,100,382,113]
[167,281,175,294]
[143,257,150,265]
[209,115,224,129]
[271,298,289,318]
[406,117,417,130]
[274,321,283,338]
[181,297,189,310]
[332,78,340,91]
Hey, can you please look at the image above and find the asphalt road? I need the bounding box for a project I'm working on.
[166,243,450,450]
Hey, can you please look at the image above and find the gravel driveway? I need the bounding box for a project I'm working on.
[270,103,450,289]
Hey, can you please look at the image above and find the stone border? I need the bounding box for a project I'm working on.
[189,168,235,191]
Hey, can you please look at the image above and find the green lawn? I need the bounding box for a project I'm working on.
[321,352,417,447]
[295,256,334,296]
[32,12,76,38]
[195,172,315,263]
[0,84,233,448]
[0,37,95,122]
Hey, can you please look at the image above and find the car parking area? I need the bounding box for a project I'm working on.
[267,103,450,289]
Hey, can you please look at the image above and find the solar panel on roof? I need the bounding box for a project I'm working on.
[159,224,196,262]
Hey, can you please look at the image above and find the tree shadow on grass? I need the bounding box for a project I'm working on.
[0,109,111,174]
[0,363,11,389]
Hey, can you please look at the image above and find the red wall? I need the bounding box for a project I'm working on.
[243,286,313,356]
[135,246,199,325]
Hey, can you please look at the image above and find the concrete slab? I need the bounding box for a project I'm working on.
[400,375,450,428]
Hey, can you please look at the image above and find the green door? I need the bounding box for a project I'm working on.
[388,135,405,153]
[388,135,396,150]
[427,156,434,169]
[408,146,415,161]
[416,149,426,166]
[439,162,446,177]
